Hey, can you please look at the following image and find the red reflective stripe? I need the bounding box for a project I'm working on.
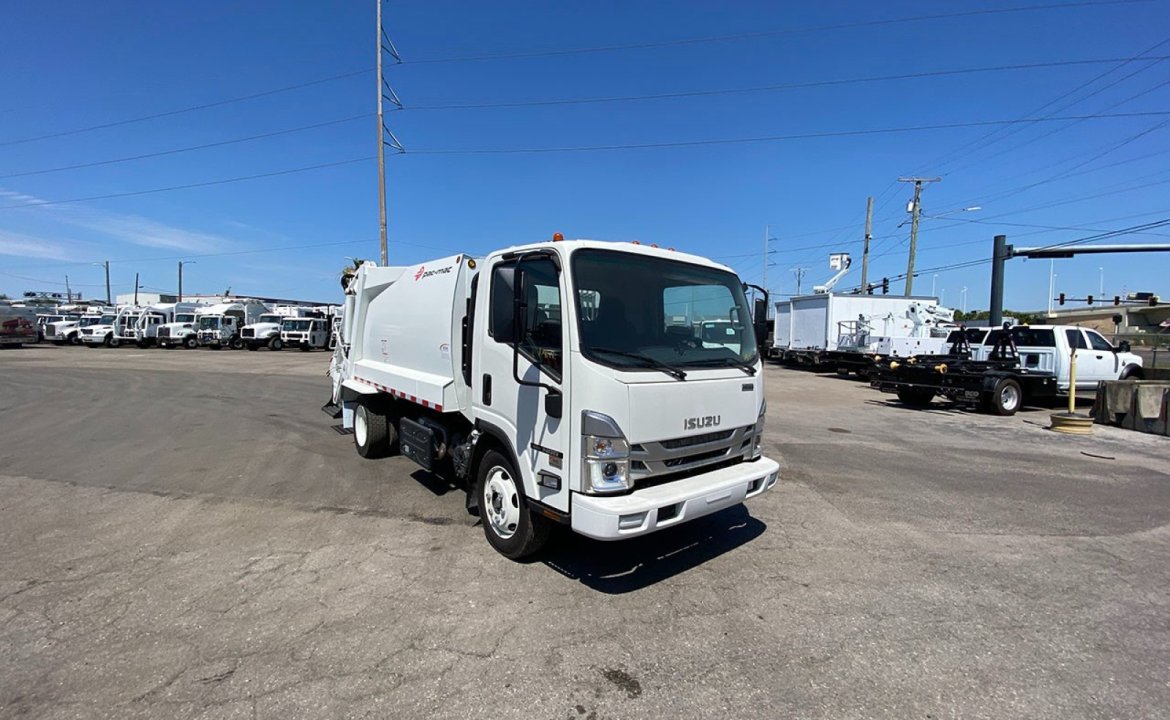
[353,377,443,412]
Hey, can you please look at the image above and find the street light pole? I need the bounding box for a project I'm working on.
[178,261,196,302]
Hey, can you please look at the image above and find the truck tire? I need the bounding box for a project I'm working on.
[183,336,198,350]
[300,343,311,352]
[246,342,259,351]
[69,333,80,346]
[230,336,244,350]
[354,403,393,459]
[897,387,935,408]
[269,337,283,351]
[990,378,1023,416]
[137,339,149,349]
[107,335,119,348]
[475,449,550,560]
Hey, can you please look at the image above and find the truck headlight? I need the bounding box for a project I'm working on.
[584,435,630,494]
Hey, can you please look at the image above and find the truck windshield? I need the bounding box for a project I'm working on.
[283,319,312,331]
[259,315,282,324]
[98,315,116,324]
[572,249,758,370]
[175,314,195,323]
[198,316,220,329]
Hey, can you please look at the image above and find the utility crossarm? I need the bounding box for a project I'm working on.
[1011,243,1170,259]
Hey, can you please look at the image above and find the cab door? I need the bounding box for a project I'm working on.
[1081,329,1121,383]
[471,255,570,513]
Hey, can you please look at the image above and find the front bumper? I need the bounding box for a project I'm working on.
[80,334,107,345]
[570,456,780,540]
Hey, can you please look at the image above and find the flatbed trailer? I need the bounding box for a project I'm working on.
[871,334,1058,415]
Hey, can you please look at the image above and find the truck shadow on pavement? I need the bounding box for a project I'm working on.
[538,505,767,594]
[864,398,1053,415]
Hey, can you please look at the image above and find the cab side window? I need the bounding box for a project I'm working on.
[1086,331,1113,352]
[1065,329,1087,350]
[489,259,563,379]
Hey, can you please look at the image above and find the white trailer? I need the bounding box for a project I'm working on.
[772,294,944,365]
[328,239,779,559]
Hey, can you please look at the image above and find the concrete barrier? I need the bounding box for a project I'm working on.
[1094,381,1170,436]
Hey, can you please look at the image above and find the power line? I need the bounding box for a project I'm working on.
[0,114,369,179]
[0,156,374,210]
[401,110,1170,155]
[399,56,1169,111]
[397,1,1151,65]
[0,68,371,149]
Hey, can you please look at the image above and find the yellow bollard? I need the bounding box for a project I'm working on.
[1051,348,1093,434]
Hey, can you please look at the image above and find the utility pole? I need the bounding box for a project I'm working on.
[860,196,873,292]
[104,261,111,305]
[792,267,807,296]
[376,0,388,266]
[178,261,196,301]
[134,272,140,305]
[762,224,777,298]
[65,275,71,303]
[898,177,940,295]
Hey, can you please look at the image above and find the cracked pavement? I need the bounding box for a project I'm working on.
[1,345,1168,719]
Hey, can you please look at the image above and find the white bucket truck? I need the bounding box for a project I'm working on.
[328,239,779,559]
[196,301,268,349]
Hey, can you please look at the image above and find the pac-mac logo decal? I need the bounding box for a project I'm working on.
[414,265,454,281]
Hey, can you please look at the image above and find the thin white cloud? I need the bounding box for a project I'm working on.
[67,213,228,252]
[0,230,74,261]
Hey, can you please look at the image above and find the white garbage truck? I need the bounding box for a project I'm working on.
[196,301,268,349]
[281,315,332,351]
[327,238,779,559]
[241,307,319,351]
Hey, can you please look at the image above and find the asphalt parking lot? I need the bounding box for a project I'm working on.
[2,344,1168,719]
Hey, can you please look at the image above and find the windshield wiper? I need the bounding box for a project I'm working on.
[589,347,687,381]
[686,356,757,375]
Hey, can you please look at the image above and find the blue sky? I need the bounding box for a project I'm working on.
[1,0,1168,311]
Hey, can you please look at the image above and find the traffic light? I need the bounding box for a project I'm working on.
[881,277,889,295]
[1087,295,1094,305]
[1058,292,1065,306]
[1114,295,1121,306]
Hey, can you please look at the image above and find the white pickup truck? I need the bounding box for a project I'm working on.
[974,325,1143,391]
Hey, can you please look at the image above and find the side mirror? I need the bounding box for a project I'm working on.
[1117,340,1131,353]
[544,391,563,419]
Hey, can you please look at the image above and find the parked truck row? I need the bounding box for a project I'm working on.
[11,300,347,352]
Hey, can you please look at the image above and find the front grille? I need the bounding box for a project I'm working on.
[660,429,733,449]
[158,327,171,338]
[81,328,93,336]
[630,424,754,480]
[242,329,254,338]
[663,448,729,468]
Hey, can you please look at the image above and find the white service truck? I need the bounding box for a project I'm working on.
[328,239,779,559]
[281,316,331,351]
[966,325,1144,390]
[156,309,203,349]
[44,310,106,345]
[196,301,268,349]
[79,310,127,347]
[242,307,320,350]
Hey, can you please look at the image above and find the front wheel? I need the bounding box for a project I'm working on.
[229,336,244,350]
[69,334,81,346]
[475,449,550,560]
[989,378,1023,416]
[269,337,283,351]
[107,336,119,348]
[183,336,198,350]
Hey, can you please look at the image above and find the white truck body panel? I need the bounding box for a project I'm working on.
[773,294,941,352]
[968,325,1143,390]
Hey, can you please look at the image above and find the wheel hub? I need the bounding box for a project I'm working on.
[483,468,519,540]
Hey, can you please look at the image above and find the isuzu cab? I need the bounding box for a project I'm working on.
[328,238,779,559]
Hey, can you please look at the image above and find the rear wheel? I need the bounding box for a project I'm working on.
[269,337,283,351]
[475,449,550,560]
[897,387,935,408]
[354,402,394,459]
[989,378,1023,416]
